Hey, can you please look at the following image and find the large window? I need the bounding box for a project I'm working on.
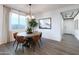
[10,12,27,30]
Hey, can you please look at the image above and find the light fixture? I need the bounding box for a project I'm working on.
[29,4,32,19]
[27,4,35,21]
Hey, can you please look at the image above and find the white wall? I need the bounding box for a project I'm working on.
[0,5,11,45]
[0,5,3,44]
[3,7,11,43]
[74,13,79,40]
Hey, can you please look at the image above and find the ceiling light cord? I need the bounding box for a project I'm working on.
[29,4,32,19]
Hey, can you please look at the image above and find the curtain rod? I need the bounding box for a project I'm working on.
[3,5,27,15]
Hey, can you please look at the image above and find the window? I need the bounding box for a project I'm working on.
[10,12,27,30]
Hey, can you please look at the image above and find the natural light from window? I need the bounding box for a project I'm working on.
[9,12,27,31]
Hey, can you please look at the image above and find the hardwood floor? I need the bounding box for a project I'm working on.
[0,34,79,55]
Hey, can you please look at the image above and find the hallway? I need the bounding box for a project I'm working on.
[60,34,79,54]
[62,34,79,46]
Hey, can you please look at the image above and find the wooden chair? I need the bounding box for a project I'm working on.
[13,32,18,46]
[15,36,27,52]
[32,35,41,51]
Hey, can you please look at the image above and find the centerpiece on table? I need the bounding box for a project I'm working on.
[27,19,38,34]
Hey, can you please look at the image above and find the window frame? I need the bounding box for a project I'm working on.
[9,12,27,31]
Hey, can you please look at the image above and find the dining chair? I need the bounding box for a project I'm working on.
[13,32,18,46]
[15,36,27,52]
[32,35,41,51]
[39,32,42,43]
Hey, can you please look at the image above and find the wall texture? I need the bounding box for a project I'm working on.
[0,5,3,44]
[74,13,79,40]
[0,5,11,44]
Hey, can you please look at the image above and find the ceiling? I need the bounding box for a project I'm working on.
[4,4,73,15]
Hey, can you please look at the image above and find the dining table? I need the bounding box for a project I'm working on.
[17,31,41,38]
[17,31,41,48]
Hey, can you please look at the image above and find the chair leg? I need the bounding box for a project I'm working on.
[13,40,16,47]
[33,45,35,52]
[15,43,19,52]
[40,39,42,44]
[37,42,40,48]
[32,43,36,52]
[22,44,24,52]
[40,39,41,42]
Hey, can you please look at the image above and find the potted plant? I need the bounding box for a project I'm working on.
[27,27,32,34]
[27,19,38,34]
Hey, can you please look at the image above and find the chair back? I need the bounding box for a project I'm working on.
[40,32,42,38]
[13,32,18,39]
[32,35,40,43]
[16,36,26,43]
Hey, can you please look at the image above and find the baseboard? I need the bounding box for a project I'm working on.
[74,35,79,40]
[64,33,73,35]
[42,37,61,42]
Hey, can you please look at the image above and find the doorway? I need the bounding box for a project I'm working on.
[63,19,74,35]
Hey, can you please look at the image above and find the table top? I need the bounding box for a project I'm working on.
[17,31,41,37]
